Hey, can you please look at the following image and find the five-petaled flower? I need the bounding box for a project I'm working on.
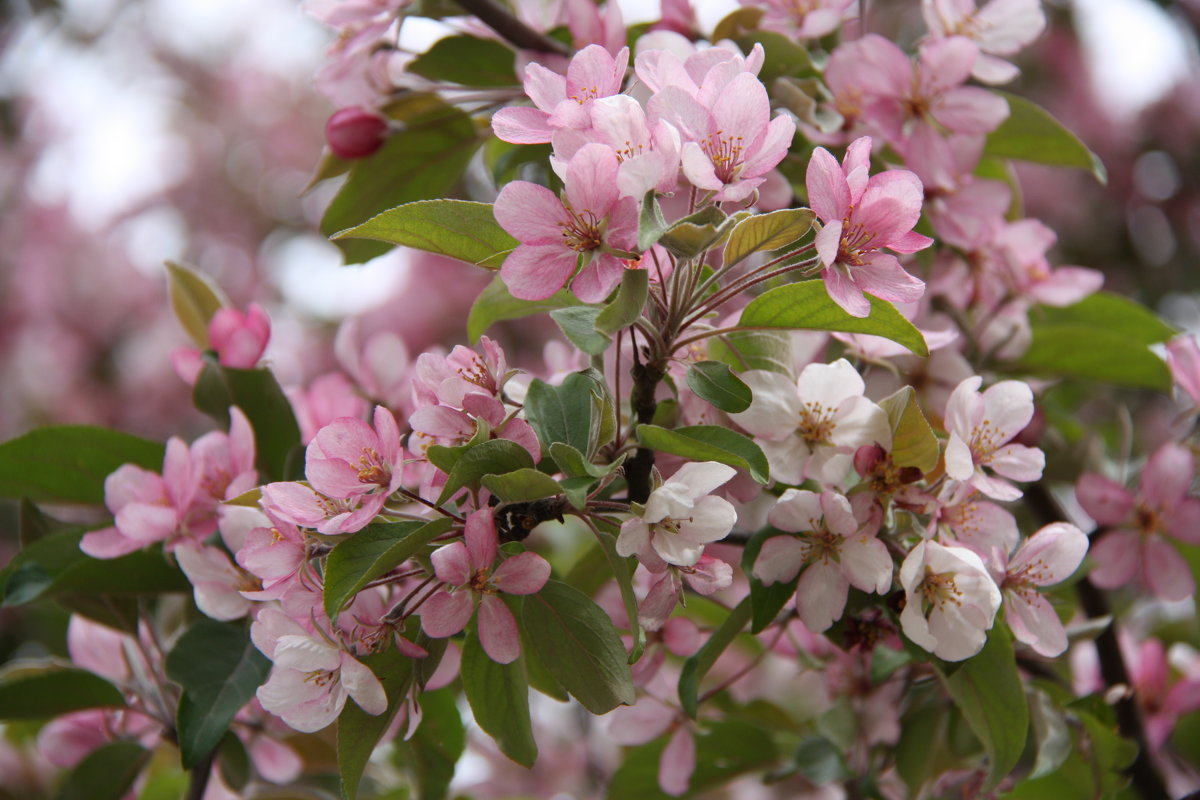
[617,461,737,567]
[806,136,934,317]
[420,509,552,664]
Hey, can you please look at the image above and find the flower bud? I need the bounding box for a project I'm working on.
[325,107,388,159]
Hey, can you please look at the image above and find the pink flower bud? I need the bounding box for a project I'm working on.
[208,303,270,369]
[325,107,389,159]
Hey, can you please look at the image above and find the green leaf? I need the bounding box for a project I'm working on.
[550,306,611,356]
[408,35,518,87]
[524,373,596,456]
[984,93,1106,183]
[686,361,752,413]
[549,442,624,480]
[324,518,455,619]
[2,529,188,606]
[1029,688,1072,779]
[938,625,1028,791]
[0,426,163,505]
[595,268,649,335]
[57,741,150,800]
[522,580,636,714]
[723,209,815,267]
[877,386,940,473]
[1014,295,1176,390]
[334,199,518,269]
[0,665,125,720]
[638,191,670,251]
[1033,291,1176,342]
[736,31,815,82]
[594,526,645,664]
[438,438,535,505]
[708,329,795,378]
[743,528,798,634]
[606,720,778,800]
[165,619,272,768]
[739,281,929,357]
[792,736,851,785]
[467,275,578,342]
[636,424,770,484]
[481,469,563,503]
[216,730,252,791]
[165,260,226,349]
[678,596,752,717]
[338,644,422,800]
[400,687,466,800]
[896,701,963,794]
[711,6,763,43]
[658,207,744,259]
[461,629,537,767]
[192,357,302,482]
[321,94,482,264]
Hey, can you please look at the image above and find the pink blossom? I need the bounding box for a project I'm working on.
[236,518,308,599]
[495,143,639,302]
[81,408,256,558]
[176,542,256,620]
[649,71,795,202]
[1076,442,1200,601]
[755,489,892,632]
[253,608,387,733]
[943,376,1044,501]
[635,43,764,105]
[730,359,890,485]
[617,461,737,567]
[287,372,370,444]
[551,94,681,198]
[1167,334,1200,406]
[420,509,551,663]
[806,137,933,317]
[334,318,412,412]
[899,540,1001,661]
[927,491,1019,555]
[208,303,271,369]
[745,0,854,40]
[997,522,1087,657]
[260,480,380,535]
[922,0,1047,84]
[304,405,404,526]
[492,45,629,144]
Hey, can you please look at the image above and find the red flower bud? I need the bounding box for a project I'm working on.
[325,107,388,159]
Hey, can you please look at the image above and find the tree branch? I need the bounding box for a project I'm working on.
[455,0,571,55]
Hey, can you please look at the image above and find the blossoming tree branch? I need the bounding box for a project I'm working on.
[2,1,1199,798]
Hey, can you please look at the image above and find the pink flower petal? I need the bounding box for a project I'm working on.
[494,182,569,243]
[420,589,474,638]
[500,244,577,300]
[658,726,695,796]
[1087,529,1139,589]
[492,551,551,595]
[1075,473,1134,526]
[806,146,851,223]
[431,542,472,586]
[465,509,498,570]
[1142,537,1194,601]
[478,595,521,664]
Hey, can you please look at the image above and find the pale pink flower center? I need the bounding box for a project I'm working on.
[305,668,337,687]
[807,529,843,564]
[702,130,746,183]
[968,418,1004,463]
[838,219,876,266]
[569,85,601,105]
[919,567,963,612]
[798,401,837,442]
[355,446,391,488]
[558,205,604,252]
